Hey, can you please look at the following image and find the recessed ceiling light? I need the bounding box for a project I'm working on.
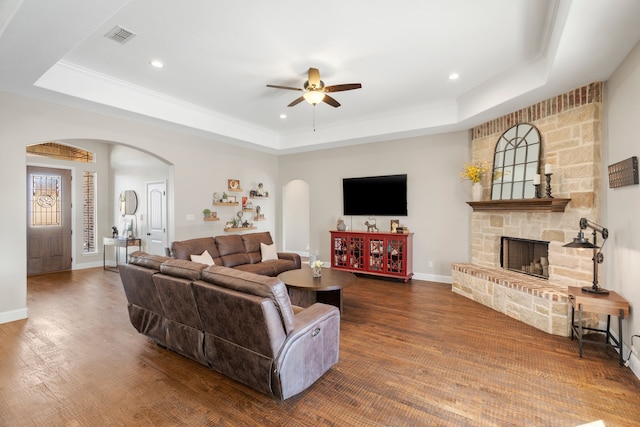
[449,73,460,80]
[150,60,164,69]
[280,114,287,119]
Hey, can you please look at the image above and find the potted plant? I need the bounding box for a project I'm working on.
[461,161,488,201]
[311,260,323,278]
[203,208,212,218]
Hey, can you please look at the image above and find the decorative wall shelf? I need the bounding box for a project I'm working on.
[214,202,239,206]
[203,217,220,221]
[224,226,257,232]
[467,198,571,212]
[250,195,269,199]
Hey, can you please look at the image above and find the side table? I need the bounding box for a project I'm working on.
[568,286,630,365]
[103,236,142,272]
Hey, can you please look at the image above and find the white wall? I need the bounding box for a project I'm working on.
[278,131,472,282]
[0,91,278,324]
[604,41,640,358]
[0,126,28,323]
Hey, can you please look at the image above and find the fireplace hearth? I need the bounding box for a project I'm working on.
[501,237,549,279]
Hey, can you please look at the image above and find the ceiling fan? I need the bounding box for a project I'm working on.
[267,67,362,108]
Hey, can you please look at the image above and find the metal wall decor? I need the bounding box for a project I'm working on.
[608,156,638,188]
[491,123,541,200]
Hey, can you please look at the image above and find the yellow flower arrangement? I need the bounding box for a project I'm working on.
[460,161,488,184]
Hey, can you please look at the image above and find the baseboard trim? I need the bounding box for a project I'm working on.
[0,308,28,325]
[73,261,104,270]
[411,272,452,284]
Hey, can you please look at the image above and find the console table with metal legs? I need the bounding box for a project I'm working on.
[103,236,141,272]
[568,286,630,366]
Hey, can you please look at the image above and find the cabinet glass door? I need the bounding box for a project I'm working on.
[368,238,385,272]
[333,235,348,267]
[349,236,365,270]
[386,238,404,273]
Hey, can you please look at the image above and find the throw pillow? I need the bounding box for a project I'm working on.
[260,242,278,261]
[190,249,215,265]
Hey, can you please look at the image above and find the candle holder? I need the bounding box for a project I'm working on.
[534,183,541,198]
[544,173,554,198]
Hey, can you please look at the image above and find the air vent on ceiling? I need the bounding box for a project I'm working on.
[104,25,137,44]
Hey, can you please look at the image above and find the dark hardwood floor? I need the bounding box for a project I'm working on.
[1,268,639,426]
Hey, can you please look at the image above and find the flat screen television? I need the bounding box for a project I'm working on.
[342,174,408,216]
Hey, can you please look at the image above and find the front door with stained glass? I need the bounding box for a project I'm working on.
[26,166,72,275]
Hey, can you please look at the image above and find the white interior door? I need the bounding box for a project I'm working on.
[146,181,167,255]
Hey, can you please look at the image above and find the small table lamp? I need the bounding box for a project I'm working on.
[563,217,609,294]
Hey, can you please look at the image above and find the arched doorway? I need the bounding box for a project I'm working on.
[282,180,310,257]
[26,140,172,272]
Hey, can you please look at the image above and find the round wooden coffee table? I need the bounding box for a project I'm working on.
[278,268,356,313]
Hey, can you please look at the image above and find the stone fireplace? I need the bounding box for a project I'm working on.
[452,82,603,337]
[501,237,549,279]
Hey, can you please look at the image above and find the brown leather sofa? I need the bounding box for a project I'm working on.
[169,232,301,276]
[119,252,340,400]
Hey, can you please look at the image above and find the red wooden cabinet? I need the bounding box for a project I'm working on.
[330,231,413,282]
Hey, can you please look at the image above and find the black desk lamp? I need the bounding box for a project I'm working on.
[563,217,609,294]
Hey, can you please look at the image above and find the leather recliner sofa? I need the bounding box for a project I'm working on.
[119,252,340,400]
[169,231,301,276]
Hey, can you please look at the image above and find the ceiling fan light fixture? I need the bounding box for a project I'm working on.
[303,90,325,105]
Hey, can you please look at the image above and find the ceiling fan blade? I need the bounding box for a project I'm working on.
[308,68,321,88]
[325,83,362,93]
[322,94,341,108]
[287,96,305,107]
[266,84,303,91]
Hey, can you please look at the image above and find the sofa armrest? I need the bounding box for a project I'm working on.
[272,303,340,399]
[289,303,338,333]
[277,252,301,269]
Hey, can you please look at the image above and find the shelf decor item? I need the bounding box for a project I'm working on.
[460,161,487,183]
[311,260,323,278]
[471,182,483,201]
[461,161,487,201]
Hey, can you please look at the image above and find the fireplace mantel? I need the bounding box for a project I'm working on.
[466,198,571,212]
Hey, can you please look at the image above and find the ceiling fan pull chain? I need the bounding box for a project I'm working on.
[313,105,316,132]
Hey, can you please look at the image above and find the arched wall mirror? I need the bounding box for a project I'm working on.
[119,190,138,216]
[491,123,541,200]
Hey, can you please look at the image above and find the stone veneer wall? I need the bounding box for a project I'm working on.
[451,83,603,336]
[451,264,570,335]
[469,82,603,288]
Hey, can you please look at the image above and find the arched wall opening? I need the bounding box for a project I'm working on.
[26,139,174,270]
[282,179,310,257]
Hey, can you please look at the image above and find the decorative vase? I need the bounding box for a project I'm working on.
[312,266,322,278]
[471,182,483,201]
[336,219,347,231]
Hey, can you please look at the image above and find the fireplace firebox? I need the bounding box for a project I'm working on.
[501,237,549,279]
